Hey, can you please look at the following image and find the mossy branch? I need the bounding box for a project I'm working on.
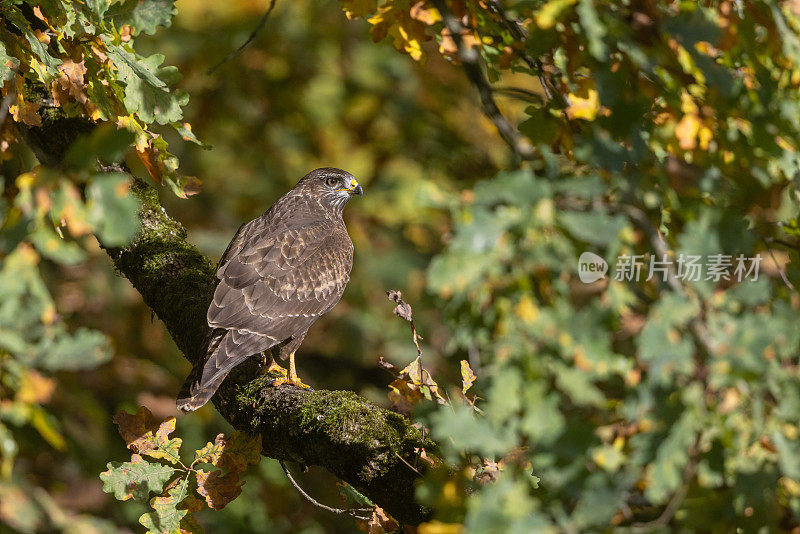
[20,114,431,525]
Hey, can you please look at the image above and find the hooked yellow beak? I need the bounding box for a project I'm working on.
[337,177,363,197]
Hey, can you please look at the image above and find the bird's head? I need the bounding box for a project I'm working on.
[297,167,363,213]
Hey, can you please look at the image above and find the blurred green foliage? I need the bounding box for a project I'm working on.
[343,0,800,531]
[4,0,800,532]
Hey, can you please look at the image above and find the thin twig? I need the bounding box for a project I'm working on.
[431,0,535,162]
[765,236,800,251]
[616,204,714,356]
[279,461,372,520]
[631,452,699,531]
[410,319,423,360]
[484,0,550,98]
[207,0,278,75]
[766,246,795,290]
[492,85,546,104]
[483,0,575,127]
[394,451,422,476]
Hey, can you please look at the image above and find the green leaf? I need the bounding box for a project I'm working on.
[337,482,374,508]
[519,106,561,145]
[0,42,19,82]
[37,327,111,371]
[3,8,60,73]
[109,47,188,124]
[646,408,702,503]
[108,44,166,88]
[637,293,698,383]
[29,225,87,265]
[472,170,550,207]
[107,0,177,36]
[139,476,191,534]
[464,477,540,533]
[172,122,209,148]
[100,456,178,503]
[520,383,565,446]
[559,211,627,246]
[577,0,607,60]
[64,124,135,168]
[86,173,141,246]
[429,404,515,459]
[86,0,110,19]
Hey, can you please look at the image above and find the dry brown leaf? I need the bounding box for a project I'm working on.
[112,406,176,457]
[195,469,243,510]
[356,505,399,534]
[32,6,46,21]
[387,289,413,322]
[120,25,133,42]
[388,378,425,413]
[193,431,261,473]
[136,143,164,184]
[8,77,42,127]
[52,57,90,108]
[181,176,202,197]
[34,29,50,45]
[60,58,86,85]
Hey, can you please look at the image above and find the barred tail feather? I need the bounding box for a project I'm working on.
[176,370,230,412]
[176,329,234,412]
[176,329,270,412]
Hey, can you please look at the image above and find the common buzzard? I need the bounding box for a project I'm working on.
[177,168,362,412]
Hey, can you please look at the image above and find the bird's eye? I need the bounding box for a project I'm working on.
[326,177,339,187]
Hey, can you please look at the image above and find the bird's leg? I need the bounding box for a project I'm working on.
[258,350,288,378]
[272,352,310,388]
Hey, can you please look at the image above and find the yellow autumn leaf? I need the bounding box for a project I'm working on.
[782,477,800,496]
[675,113,701,150]
[368,7,428,61]
[536,0,577,29]
[459,360,476,394]
[515,294,539,323]
[9,100,42,126]
[698,125,713,150]
[680,90,699,115]
[418,520,464,534]
[397,23,423,61]
[566,88,601,121]
[341,0,377,19]
[409,2,441,25]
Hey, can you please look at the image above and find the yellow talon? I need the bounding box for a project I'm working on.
[259,353,288,378]
[271,352,310,388]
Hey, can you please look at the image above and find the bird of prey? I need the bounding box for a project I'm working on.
[176,168,363,412]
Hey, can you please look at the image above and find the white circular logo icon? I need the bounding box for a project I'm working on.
[578,252,608,283]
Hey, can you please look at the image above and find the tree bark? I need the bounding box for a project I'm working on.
[20,111,431,525]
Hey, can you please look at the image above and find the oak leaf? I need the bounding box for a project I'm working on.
[112,406,183,464]
[195,469,243,510]
[193,431,261,473]
[139,477,190,533]
[100,453,177,502]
